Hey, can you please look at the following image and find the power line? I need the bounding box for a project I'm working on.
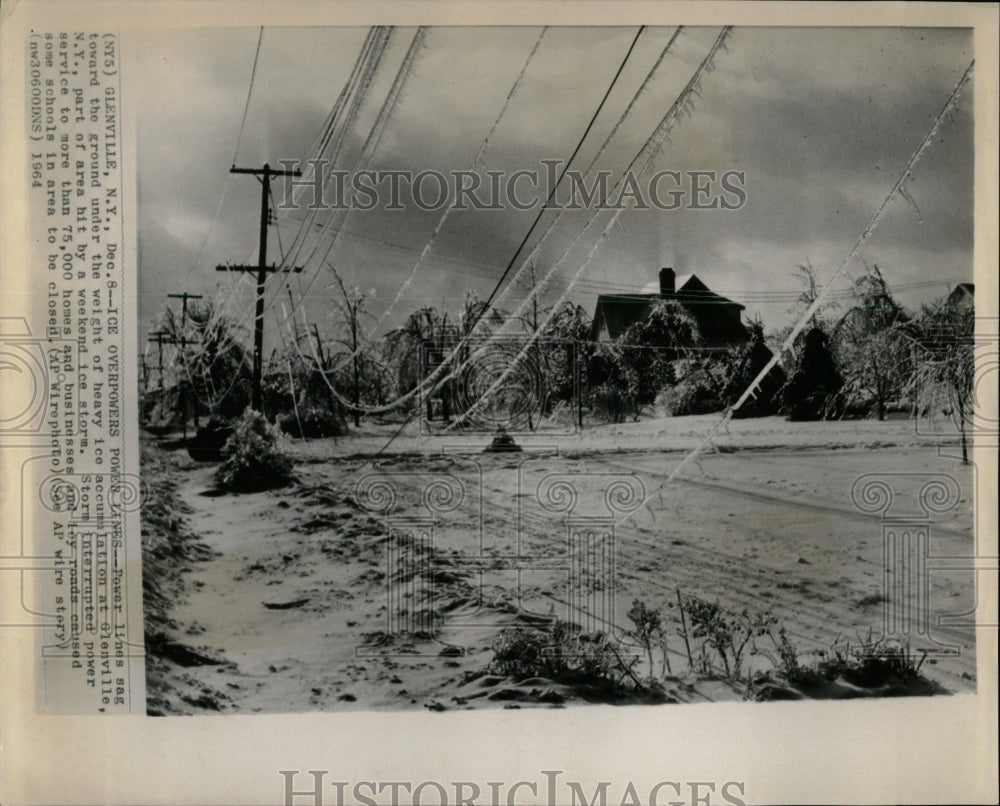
[478,26,685,329]
[173,26,264,297]
[448,27,734,434]
[490,28,727,350]
[323,28,729,435]
[353,26,548,342]
[232,27,265,167]
[659,57,976,487]
[281,26,689,389]
[269,212,961,305]
[279,26,550,396]
[288,26,548,368]
[365,28,715,449]
[275,28,428,329]
[258,28,397,334]
[304,27,658,433]
[281,28,393,270]
[476,26,648,323]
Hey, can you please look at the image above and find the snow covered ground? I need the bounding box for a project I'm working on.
[141,414,978,714]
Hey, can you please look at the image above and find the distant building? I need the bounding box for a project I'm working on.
[591,267,747,348]
[947,282,975,308]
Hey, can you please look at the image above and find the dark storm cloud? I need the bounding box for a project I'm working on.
[134,25,974,339]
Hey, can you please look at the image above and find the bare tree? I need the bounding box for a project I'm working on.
[908,297,975,463]
[386,306,450,421]
[328,267,375,427]
[789,259,838,329]
[833,266,911,420]
[544,301,592,428]
[149,299,251,423]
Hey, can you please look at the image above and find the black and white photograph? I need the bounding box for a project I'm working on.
[1,2,998,804]
[132,23,985,716]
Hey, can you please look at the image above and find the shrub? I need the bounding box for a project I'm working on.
[684,597,774,680]
[616,301,701,407]
[750,628,945,699]
[781,327,844,421]
[823,629,930,687]
[655,361,727,417]
[277,402,347,438]
[753,624,805,683]
[490,621,636,690]
[589,383,634,423]
[491,625,553,677]
[655,379,723,417]
[626,599,669,679]
[726,322,786,418]
[215,409,294,492]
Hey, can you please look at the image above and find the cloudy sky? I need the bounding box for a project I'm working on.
[132,25,973,346]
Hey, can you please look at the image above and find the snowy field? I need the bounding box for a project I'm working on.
[141,415,977,714]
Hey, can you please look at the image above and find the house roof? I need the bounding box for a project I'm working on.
[640,274,693,294]
[592,273,746,342]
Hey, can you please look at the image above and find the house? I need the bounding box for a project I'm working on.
[591,267,747,348]
[946,282,975,308]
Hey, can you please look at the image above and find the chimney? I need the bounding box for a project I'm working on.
[659,267,675,297]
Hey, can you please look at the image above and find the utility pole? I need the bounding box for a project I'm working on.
[167,292,203,431]
[148,331,168,391]
[167,292,203,330]
[311,324,326,369]
[216,261,303,410]
[221,163,302,412]
[286,285,302,345]
[165,334,195,439]
[150,329,196,437]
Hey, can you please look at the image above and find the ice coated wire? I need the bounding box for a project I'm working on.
[467,25,651,342]
[293,25,659,420]
[475,27,548,170]
[307,27,713,432]
[297,27,548,377]
[289,30,565,414]
[271,27,388,302]
[448,27,731,432]
[276,301,307,440]
[286,25,394,272]
[357,27,549,344]
[176,29,677,413]
[278,30,374,262]
[257,30,388,343]
[306,26,695,427]
[296,28,427,278]
[241,28,395,388]
[281,28,429,332]
[294,29,381,199]
[622,57,975,525]
[282,28,388,265]
[478,27,685,344]
[302,26,651,419]
[265,28,395,314]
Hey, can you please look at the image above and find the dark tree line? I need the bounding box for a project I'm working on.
[143,264,976,461]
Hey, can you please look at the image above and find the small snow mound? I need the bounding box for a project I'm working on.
[483,426,522,453]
